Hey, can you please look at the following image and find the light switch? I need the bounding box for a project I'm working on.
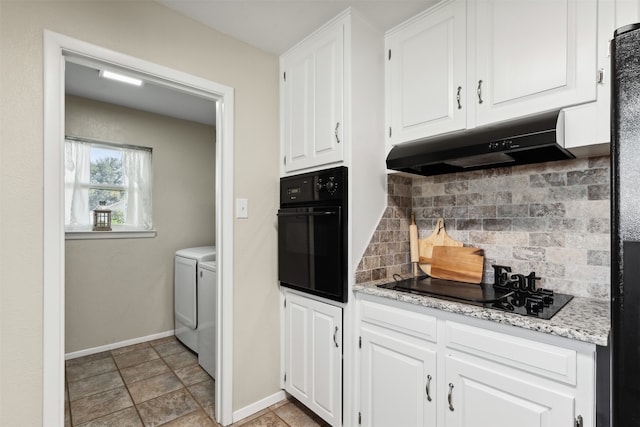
[236,198,248,219]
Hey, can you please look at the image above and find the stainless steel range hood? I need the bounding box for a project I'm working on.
[386,109,575,177]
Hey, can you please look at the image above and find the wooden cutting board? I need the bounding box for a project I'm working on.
[419,246,485,284]
[418,218,463,275]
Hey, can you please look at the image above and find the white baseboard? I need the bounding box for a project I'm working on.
[65,330,175,360]
[233,390,287,423]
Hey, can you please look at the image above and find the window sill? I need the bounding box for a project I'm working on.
[65,230,157,240]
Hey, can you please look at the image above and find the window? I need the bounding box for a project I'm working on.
[65,137,153,232]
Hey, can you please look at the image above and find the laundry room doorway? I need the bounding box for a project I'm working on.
[43,31,235,426]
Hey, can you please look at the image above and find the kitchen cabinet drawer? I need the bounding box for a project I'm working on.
[444,320,577,385]
[359,298,437,343]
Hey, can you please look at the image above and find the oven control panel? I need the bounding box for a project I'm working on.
[280,166,347,205]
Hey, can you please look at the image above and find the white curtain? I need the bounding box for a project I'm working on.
[123,147,153,230]
[64,139,91,228]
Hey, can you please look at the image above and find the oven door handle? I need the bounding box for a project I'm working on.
[277,211,337,217]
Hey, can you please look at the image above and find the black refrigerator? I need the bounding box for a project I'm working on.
[611,23,640,427]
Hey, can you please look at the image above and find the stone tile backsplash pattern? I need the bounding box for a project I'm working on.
[355,175,414,284]
[356,156,610,300]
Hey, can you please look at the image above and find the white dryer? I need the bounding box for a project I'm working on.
[174,246,216,352]
[197,261,216,378]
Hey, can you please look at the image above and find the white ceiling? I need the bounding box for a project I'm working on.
[65,1,437,126]
[65,61,218,126]
[158,0,437,55]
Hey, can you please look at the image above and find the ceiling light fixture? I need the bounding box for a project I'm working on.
[99,70,143,87]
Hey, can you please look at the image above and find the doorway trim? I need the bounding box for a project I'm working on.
[43,30,235,426]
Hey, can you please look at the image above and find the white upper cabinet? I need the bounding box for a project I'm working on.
[386,0,467,144]
[281,21,344,173]
[386,0,599,146]
[472,0,598,126]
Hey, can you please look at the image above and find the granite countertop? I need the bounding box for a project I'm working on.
[354,280,610,346]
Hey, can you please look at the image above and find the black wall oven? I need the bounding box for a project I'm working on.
[278,166,348,302]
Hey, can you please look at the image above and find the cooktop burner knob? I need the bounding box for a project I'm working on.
[525,298,543,315]
[325,181,336,192]
[316,182,325,192]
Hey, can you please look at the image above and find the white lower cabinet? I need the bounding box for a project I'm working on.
[283,290,342,426]
[359,325,437,426]
[358,297,438,426]
[356,295,596,427]
[444,355,575,427]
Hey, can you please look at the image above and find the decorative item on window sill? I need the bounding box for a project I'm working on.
[93,201,112,231]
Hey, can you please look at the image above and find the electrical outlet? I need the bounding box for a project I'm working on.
[236,198,248,218]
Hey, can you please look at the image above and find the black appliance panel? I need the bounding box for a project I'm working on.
[278,167,348,302]
[278,206,344,300]
[385,109,575,177]
[377,277,572,320]
[612,23,640,426]
[280,167,347,206]
[378,265,573,320]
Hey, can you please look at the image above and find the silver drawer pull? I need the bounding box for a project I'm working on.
[456,86,462,109]
[448,383,455,411]
[477,80,484,104]
[425,374,432,402]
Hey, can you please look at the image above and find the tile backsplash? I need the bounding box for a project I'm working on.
[356,156,611,300]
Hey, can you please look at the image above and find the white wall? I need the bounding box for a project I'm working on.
[65,95,216,353]
[0,1,280,424]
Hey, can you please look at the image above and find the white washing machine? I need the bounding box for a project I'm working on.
[197,261,216,378]
[174,246,216,353]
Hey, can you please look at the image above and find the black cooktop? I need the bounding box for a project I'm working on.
[377,265,573,320]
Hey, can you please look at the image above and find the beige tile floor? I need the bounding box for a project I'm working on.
[65,335,327,426]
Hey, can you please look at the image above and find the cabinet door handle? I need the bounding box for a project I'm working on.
[334,122,341,144]
[448,383,455,411]
[425,374,432,402]
[333,326,339,348]
[477,80,484,104]
[456,86,462,109]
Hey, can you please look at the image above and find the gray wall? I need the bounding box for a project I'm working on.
[65,95,216,353]
[357,156,610,301]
